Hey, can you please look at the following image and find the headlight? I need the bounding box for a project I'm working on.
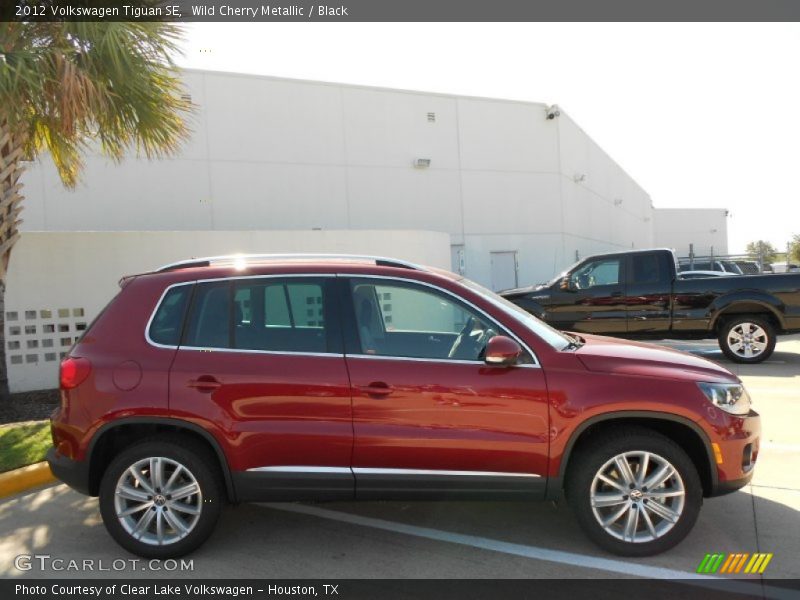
[697,382,751,416]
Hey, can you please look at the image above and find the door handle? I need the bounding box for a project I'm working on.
[611,291,623,297]
[188,376,222,392]
[360,382,393,397]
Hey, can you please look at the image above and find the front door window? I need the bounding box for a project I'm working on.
[570,258,622,290]
[350,280,526,362]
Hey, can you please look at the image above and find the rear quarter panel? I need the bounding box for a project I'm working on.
[672,273,800,333]
[53,274,184,461]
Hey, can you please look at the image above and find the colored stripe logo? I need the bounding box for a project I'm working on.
[697,552,773,574]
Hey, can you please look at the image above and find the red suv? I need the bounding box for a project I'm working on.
[48,254,760,558]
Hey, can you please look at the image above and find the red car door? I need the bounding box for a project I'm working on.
[168,276,353,501]
[340,276,550,499]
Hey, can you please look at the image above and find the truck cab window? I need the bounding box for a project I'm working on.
[631,253,669,285]
[570,259,621,289]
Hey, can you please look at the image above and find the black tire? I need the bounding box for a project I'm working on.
[99,437,223,558]
[717,315,776,364]
[565,427,702,556]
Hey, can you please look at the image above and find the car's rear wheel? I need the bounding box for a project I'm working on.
[99,438,223,558]
[566,428,702,556]
[718,315,776,364]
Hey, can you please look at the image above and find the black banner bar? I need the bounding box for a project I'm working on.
[5,579,800,600]
[4,0,800,22]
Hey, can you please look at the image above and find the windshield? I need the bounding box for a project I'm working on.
[459,277,573,350]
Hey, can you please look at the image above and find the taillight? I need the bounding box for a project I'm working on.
[60,357,92,390]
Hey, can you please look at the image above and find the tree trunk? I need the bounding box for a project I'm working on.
[0,119,26,401]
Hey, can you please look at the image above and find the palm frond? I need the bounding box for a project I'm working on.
[0,21,192,187]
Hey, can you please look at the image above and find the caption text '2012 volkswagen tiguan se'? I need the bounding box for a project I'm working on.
[48,254,760,558]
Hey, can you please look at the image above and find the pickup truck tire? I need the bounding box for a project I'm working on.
[717,315,776,364]
[565,427,702,556]
[99,438,223,558]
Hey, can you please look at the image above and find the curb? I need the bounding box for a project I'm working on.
[0,461,56,500]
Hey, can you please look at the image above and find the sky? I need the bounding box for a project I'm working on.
[177,23,800,254]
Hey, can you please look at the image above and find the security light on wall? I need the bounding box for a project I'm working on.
[413,158,431,168]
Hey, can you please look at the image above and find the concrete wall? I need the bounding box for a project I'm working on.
[4,230,449,392]
[653,208,729,257]
[20,70,655,287]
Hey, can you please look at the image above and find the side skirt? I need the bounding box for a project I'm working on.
[234,467,355,502]
[232,467,547,502]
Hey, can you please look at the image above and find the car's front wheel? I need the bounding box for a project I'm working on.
[566,427,702,556]
[99,438,223,558]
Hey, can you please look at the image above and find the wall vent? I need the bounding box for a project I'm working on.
[5,306,86,370]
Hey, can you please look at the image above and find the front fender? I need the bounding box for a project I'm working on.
[509,296,547,320]
[547,410,718,500]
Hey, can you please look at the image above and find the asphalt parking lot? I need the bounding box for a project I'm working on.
[1,335,798,591]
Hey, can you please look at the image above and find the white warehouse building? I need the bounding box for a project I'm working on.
[653,208,729,258]
[8,70,727,392]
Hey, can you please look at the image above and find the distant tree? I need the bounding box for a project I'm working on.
[0,21,192,399]
[790,234,800,264]
[745,240,777,264]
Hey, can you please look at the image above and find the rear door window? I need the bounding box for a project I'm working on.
[234,279,330,353]
[181,278,338,354]
[630,253,671,285]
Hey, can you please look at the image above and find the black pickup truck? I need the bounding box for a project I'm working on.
[501,248,800,363]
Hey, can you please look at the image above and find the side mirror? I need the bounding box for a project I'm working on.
[559,276,572,291]
[484,335,523,366]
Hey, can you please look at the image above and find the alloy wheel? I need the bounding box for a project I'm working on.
[114,457,203,546]
[590,451,686,543]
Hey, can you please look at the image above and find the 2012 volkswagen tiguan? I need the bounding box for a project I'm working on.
[47,254,760,558]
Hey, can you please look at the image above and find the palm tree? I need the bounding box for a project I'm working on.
[0,22,191,399]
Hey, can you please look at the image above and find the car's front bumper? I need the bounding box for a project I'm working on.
[707,410,760,497]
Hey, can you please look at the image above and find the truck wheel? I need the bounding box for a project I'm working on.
[717,316,776,364]
[565,428,702,556]
[99,438,223,558]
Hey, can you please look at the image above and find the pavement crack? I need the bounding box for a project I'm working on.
[750,483,800,493]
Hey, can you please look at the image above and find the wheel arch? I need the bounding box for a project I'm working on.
[551,411,717,500]
[709,295,785,332]
[86,417,236,502]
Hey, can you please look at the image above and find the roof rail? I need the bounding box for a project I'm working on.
[155,253,424,273]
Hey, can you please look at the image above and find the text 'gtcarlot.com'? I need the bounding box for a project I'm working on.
[14,555,193,572]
